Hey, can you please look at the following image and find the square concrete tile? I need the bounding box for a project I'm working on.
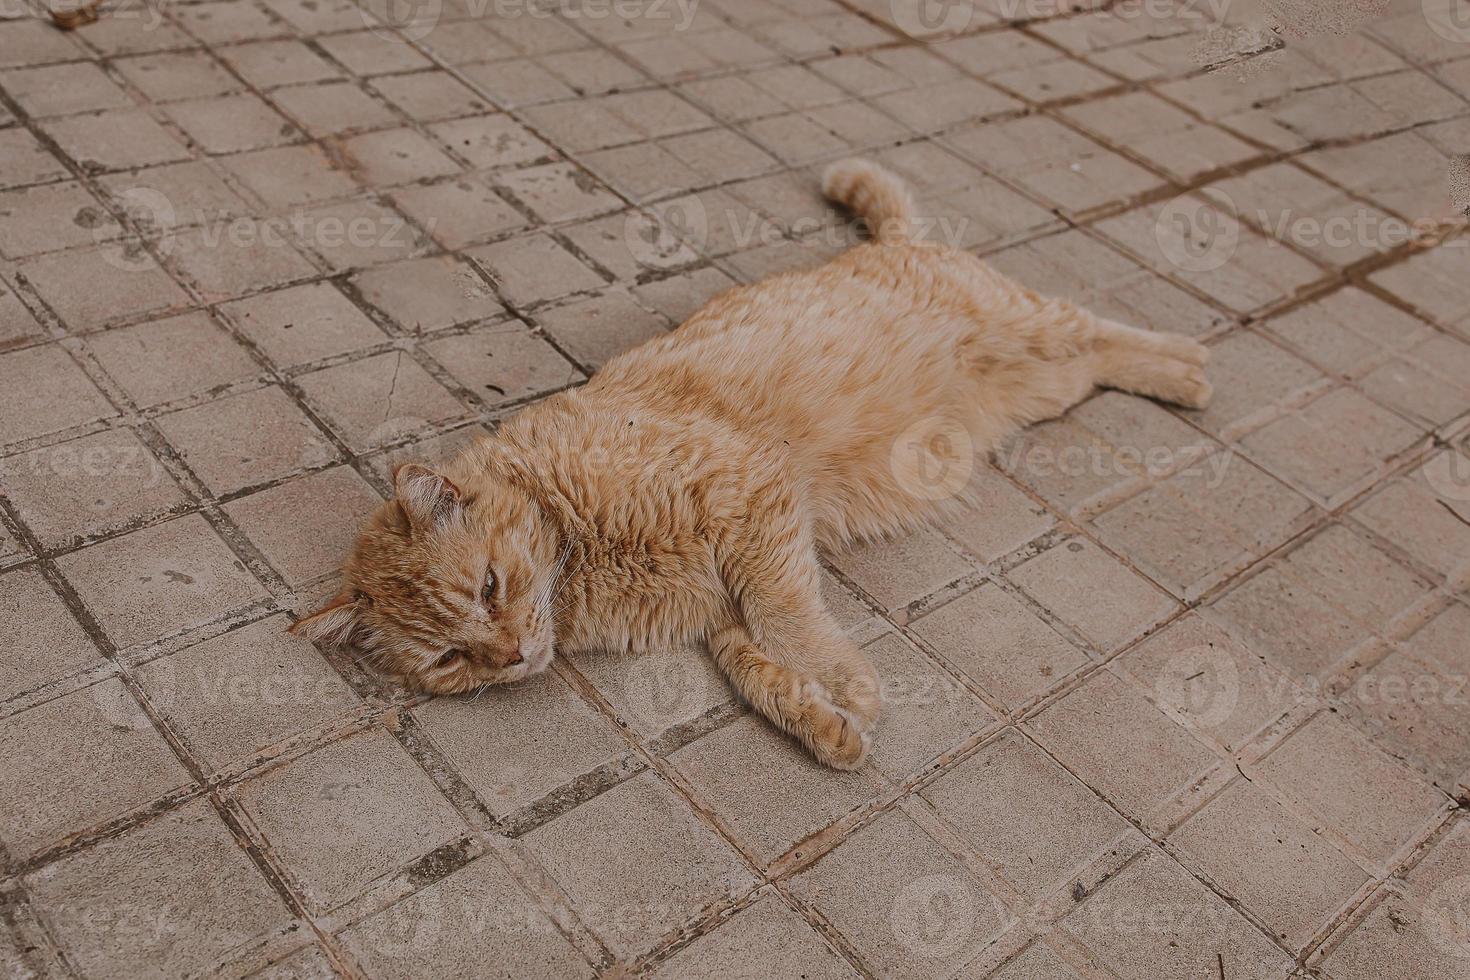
[521,770,756,958]
[41,108,192,174]
[290,198,429,271]
[24,800,293,978]
[0,566,103,702]
[56,514,269,649]
[1060,848,1291,980]
[88,311,260,408]
[234,727,469,912]
[272,81,399,137]
[1240,387,1423,506]
[335,127,461,187]
[920,731,1132,900]
[339,854,595,980]
[1256,712,1447,870]
[391,177,527,250]
[1090,484,1250,601]
[0,63,130,118]
[669,715,877,866]
[912,583,1088,711]
[1169,779,1367,951]
[166,223,319,303]
[865,633,995,780]
[296,351,468,452]
[350,255,504,333]
[1008,538,1179,654]
[829,527,976,619]
[1119,613,1301,753]
[648,891,856,980]
[1028,670,1218,823]
[0,279,43,348]
[1208,563,1374,682]
[497,162,622,223]
[1321,884,1470,980]
[172,0,281,43]
[1281,523,1432,627]
[945,116,1160,216]
[0,20,85,69]
[0,182,123,259]
[533,290,667,371]
[466,233,606,308]
[788,807,1007,979]
[221,281,389,368]
[97,160,252,232]
[1061,91,1258,181]
[567,642,733,738]
[165,93,301,154]
[222,144,359,209]
[156,386,338,495]
[113,50,242,103]
[217,38,343,89]
[424,321,581,409]
[0,678,189,856]
[370,71,490,121]
[0,427,187,549]
[940,467,1054,563]
[135,614,361,771]
[0,128,67,191]
[1096,196,1325,315]
[224,466,383,587]
[428,114,551,169]
[413,670,627,818]
[998,417,1141,517]
[318,31,433,76]
[0,345,115,446]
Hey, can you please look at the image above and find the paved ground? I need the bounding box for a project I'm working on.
[2,0,1470,977]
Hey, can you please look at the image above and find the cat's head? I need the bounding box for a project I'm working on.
[291,463,565,693]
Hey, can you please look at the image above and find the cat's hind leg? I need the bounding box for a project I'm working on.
[1089,318,1213,409]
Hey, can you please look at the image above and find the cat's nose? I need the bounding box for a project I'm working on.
[498,644,524,667]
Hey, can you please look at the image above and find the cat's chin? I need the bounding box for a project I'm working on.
[463,641,557,689]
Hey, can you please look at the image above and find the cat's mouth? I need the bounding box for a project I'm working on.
[472,641,555,685]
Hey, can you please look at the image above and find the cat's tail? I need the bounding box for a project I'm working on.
[822,158,916,244]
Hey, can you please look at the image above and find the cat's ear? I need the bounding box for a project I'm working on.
[289,591,363,646]
[393,463,463,532]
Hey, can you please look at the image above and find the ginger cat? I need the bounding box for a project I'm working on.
[293,159,1212,769]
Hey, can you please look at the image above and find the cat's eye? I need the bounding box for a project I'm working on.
[433,649,465,669]
[481,568,497,603]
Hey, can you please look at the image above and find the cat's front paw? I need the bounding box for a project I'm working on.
[801,685,873,770]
